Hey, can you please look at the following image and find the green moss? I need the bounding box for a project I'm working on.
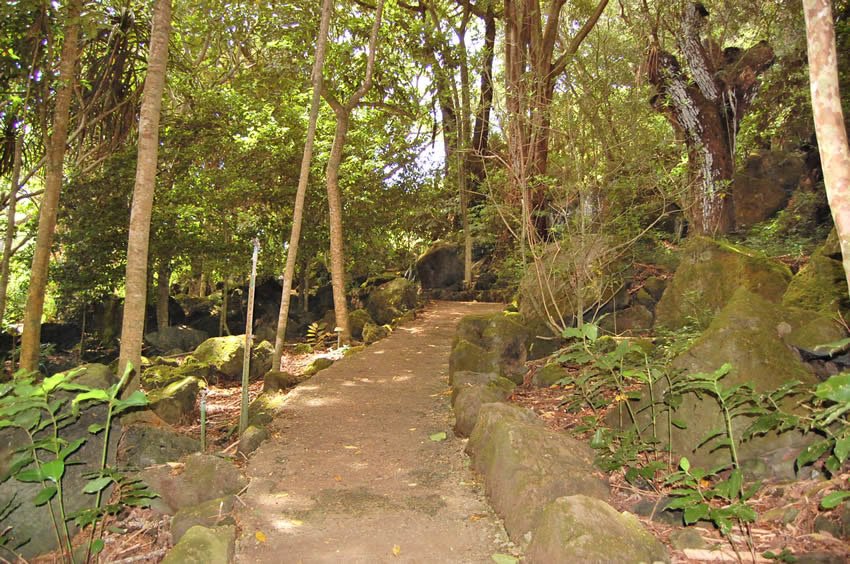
[304,356,334,376]
[532,364,564,388]
[782,254,849,314]
[191,336,244,378]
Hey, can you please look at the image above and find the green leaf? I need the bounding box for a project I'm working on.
[429,431,447,442]
[15,468,43,482]
[88,423,105,434]
[796,439,831,468]
[83,476,113,494]
[812,337,850,356]
[33,485,57,506]
[72,389,110,414]
[683,502,710,524]
[582,324,599,342]
[679,457,691,473]
[90,539,105,555]
[815,373,850,403]
[40,373,67,394]
[40,459,65,483]
[671,418,688,430]
[821,491,850,509]
[59,437,86,460]
[111,390,149,415]
[491,554,519,564]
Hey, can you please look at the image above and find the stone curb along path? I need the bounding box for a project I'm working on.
[234,301,516,563]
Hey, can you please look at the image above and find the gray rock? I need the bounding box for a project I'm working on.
[366,277,419,324]
[141,453,247,514]
[466,403,609,540]
[170,496,236,544]
[162,525,235,564]
[263,370,305,393]
[449,371,500,403]
[238,425,269,456]
[532,364,564,388]
[147,377,203,425]
[599,304,654,335]
[416,242,464,289]
[145,326,209,353]
[362,322,389,344]
[250,340,274,380]
[117,424,200,469]
[453,380,515,438]
[348,308,374,340]
[454,312,530,383]
[526,495,669,564]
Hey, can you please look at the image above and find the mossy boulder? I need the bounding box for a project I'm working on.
[191,336,244,380]
[147,376,204,425]
[655,237,792,330]
[453,379,516,437]
[263,370,305,392]
[144,325,209,353]
[630,288,823,476]
[449,370,503,403]
[142,363,200,390]
[466,403,609,540]
[415,242,464,289]
[599,304,653,335]
[304,356,334,376]
[732,149,802,228]
[250,340,274,379]
[117,424,200,468]
[362,322,390,344]
[141,453,247,514]
[247,391,288,427]
[237,425,270,456]
[526,495,669,564]
[348,308,374,340]
[532,364,565,388]
[366,277,419,324]
[170,496,236,544]
[162,525,235,564]
[782,253,850,315]
[453,312,530,383]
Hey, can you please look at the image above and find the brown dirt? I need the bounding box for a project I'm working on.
[234,300,517,563]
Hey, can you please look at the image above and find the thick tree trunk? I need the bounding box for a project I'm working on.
[0,134,23,323]
[273,0,333,367]
[804,0,850,296]
[118,0,172,384]
[469,6,496,185]
[19,0,82,372]
[648,3,773,235]
[321,0,384,346]
[155,260,170,333]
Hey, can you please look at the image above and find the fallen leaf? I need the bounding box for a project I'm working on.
[491,554,518,564]
[392,545,401,557]
[255,531,267,543]
[429,431,447,442]
[334,475,343,482]
[469,513,487,522]
[343,445,358,449]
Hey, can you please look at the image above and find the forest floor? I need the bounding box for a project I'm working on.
[233,300,518,563]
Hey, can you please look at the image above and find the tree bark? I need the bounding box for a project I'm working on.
[118,0,172,384]
[19,0,82,372]
[273,0,333,368]
[804,0,850,296]
[321,0,385,345]
[648,3,774,235]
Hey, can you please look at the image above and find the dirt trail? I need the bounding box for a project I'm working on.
[234,301,513,564]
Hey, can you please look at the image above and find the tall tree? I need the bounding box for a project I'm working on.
[273,0,334,368]
[804,0,850,294]
[19,0,83,372]
[646,2,774,235]
[322,0,386,344]
[118,0,172,383]
[503,0,609,244]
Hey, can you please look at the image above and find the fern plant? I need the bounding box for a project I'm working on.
[306,321,331,348]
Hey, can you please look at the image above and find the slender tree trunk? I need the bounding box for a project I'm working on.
[219,278,229,336]
[804,0,850,295]
[118,0,171,383]
[155,260,170,333]
[273,0,333,368]
[239,238,259,437]
[457,14,473,289]
[19,0,82,372]
[321,0,384,346]
[0,134,23,323]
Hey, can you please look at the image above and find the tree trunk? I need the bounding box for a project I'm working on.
[155,260,170,333]
[19,0,82,372]
[118,0,172,384]
[321,0,384,346]
[219,278,229,336]
[648,3,774,235]
[0,133,23,323]
[804,0,850,296]
[273,0,333,368]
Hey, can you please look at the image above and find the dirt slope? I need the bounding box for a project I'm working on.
[235,300,515,564]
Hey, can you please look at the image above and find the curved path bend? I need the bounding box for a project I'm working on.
[235,301,512,564]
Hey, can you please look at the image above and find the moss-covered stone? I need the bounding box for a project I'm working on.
[599,304,654,335]
[466,403,609,540]
[343,345,365,357]
[366,277,419,324]
[117,423,200,468]
[247,391,288,427]
[237,425,269,456]
[147,377,204,424]
[144,326,209,353]
[448,339,499,378]
[453,380,515,437]
[348,308,374,340]
[782,254,849,315]
[362,322,390,344]
[170,496,235,544]
[162,525,235,564]
[304,356,334,376]
[250,340,274,380]
[454,312,529,383]
[140,453,247,514]
[526,495,669,564]
[263,370,305,392]
[655,237,792,329]
[191,335,244,380]
[627,288,821,476]
[532,363,565,388]
[449,370,501,400]
[142,363,200,390]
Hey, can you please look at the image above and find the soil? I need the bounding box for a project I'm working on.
[233,300,517,563]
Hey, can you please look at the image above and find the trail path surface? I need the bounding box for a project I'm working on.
[235,301,513,564]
